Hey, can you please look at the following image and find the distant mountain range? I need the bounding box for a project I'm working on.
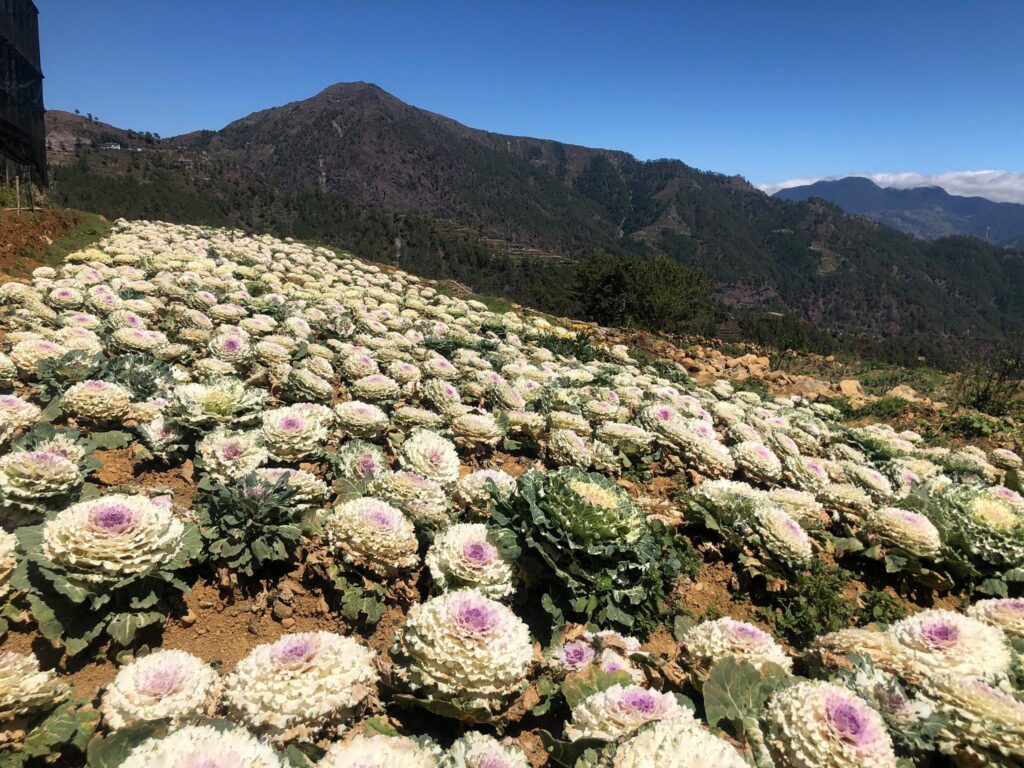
[774,176,1024,244]
[43,83,1024,350]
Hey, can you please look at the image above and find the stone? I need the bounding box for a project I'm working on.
[272,599,294,620]
[838,379,865,398]
[887,385,918,401]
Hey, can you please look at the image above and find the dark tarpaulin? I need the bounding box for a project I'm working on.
[0,0,45,185]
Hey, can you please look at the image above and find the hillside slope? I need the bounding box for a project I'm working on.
[44,84,1024,347]
[774,176,1024,243]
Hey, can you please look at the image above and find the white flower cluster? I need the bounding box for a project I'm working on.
[318,733,441,767]
[61,380,132,423]
[119,724,285,768]
[612,718,748,768]
[41,494,184,584]
[0,651,69,722]
[440,732,529,768]
[323,497,420,576]
[101,649,221,729]
[394,589,533,709]
[765,681,897,768]
[224,632,378,739]
[681,618,792,677]
[565,684,692,741]
[425,523,515,599]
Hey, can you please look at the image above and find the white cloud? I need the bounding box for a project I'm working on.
[759,170,1024,204]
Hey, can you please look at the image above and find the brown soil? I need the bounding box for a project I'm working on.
[0,209,83,280]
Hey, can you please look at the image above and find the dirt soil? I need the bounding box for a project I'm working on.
[0,209,84,280]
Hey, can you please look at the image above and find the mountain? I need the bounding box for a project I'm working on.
[43,84,1024,354]
[774,176,1024,244]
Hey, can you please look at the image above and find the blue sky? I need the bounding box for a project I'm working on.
[38,1,1024,195]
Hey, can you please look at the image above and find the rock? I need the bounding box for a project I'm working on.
[272,600,294,620]
[792,377,832,401]
[179,611,197,627]
[838,379,865,398]
[887,385,918,401]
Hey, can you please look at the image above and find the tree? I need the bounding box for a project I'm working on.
[573,250,712,333]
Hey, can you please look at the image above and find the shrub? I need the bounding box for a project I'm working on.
[194,473,303,578]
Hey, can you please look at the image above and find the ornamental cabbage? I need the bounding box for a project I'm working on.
[101,649,220,729]
[118,724,285,768]
[492,467,658,629]
[16,493,198,654]
[441,731,529,768]
[612,718,748,768]
[681,618,792,679]
[393,589,533,710]
[765,680,897,768]
[400,429,461,486]
[565,684,692,741]
[318,734,440,767]
[425,523,515,599]
[323,497,420,576]
[224,632,377,740]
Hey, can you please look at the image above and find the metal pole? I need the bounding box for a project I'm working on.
[15,174,20,214]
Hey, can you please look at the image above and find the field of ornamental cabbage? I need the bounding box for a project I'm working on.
[1,220,1024,768]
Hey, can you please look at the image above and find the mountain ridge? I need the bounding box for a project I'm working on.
[42,83,1024,353]
[774,176,1024,244]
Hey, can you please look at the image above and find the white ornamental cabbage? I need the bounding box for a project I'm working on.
[681,618,793,676]
[61,380,132,423]
[547,428,594,469]
[370,471,452,527]
[0,651,69,721]
[767,487,828,529]
[0,394,41,430]
[394,589,533,709]
[441,732,528,768]
[9,339,66,376]
[41,494,185,585]
[565,684,693,741]
[0,529,15,597]
[451,413,505,447]
[119,724,285,768]
[318,734,440,768]
[753,505,814,567]
[765,680,897,768]
[224,632,378,739]
[612,718,748,768]
[0,449,83,503]
[197,429,268,483]
[425,524,515,599]
[920,674,1024,762]
[261,405,328,461]
[286,367,334,403]
[350,373,401,402]
[864,507,941,558]
[323,497,420,576]
[885,609,1012,683]
[400,430,460,486]
[333,440,388,483]
[455,469,516,515]
[966,598,1024,639]
[173,378,265,427]
[101,649,221,730]
[732,440,783,484]
[335,400,390,438]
